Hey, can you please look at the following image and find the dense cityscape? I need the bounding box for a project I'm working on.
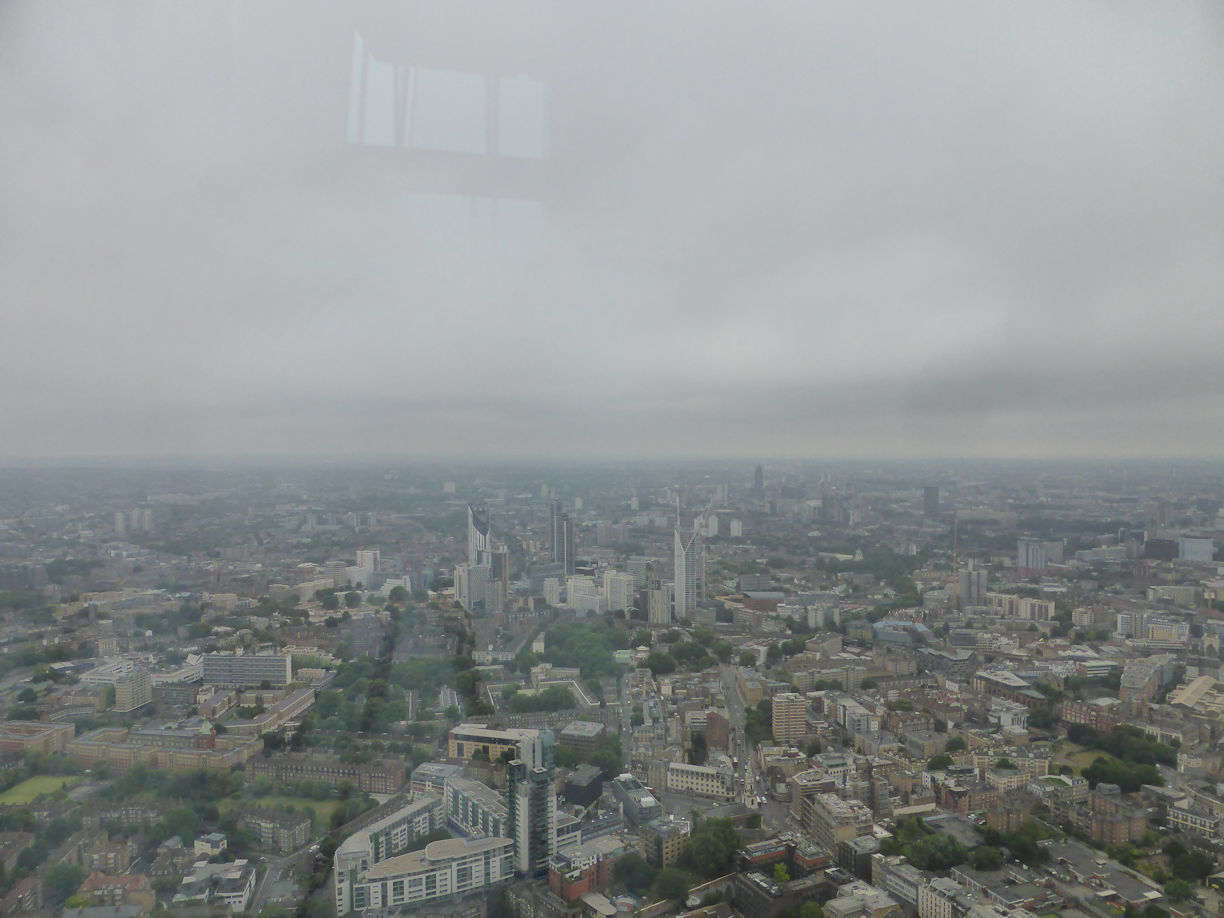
[4,0,1221,916]
[0,461,1223,918]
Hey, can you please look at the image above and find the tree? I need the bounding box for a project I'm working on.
[1171,850,1214,881]
[800,903,824,918]
[631,629,653,648]
[388,586,407,603]
[944,735,966,752]
[645,651,677,676]
[766,644,783,665]
[739,650,757,668]
[970,846,1003,870]
[774,863,791,883]
[345,590,361,609]
[1164,879,1192,902]
[613,853,657,895]
[712,641,733,663]
[16,687,36,704]
[653,867,690,901]
[927,754,953,771]
[44,863,86,907]
[320,591,340,611]
[907,834,967,872]
[806,739,822,756]
[590,736,623,779]
[995,757,1015,770]
[686,818,740,877]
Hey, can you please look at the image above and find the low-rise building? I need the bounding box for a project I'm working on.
[336,836,514,914]
[559,721,607,759]
[666,762,733,800]
[239,808,311,853]
[547,834,626,901]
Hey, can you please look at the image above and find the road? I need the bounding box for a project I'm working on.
[619,672,632,770]
[249,845,314,915]
[719,664,754,797]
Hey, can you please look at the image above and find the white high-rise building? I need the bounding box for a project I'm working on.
[1017,537,1047,572]
[674,528,705,621]
[648,583,672,626]
[603,572,635,613]
[567,577,604,617]
[1180,537,1214,564]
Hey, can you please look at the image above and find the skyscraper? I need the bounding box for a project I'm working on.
[468,504,492,567]
[753,464,764,499]
[674,527,705,621]
[489,549,510,613]
[506,731,557,877]
[1017,537,1047,573]
[555,515,575,575]
[461,505,497,612]
[549,500,563,560]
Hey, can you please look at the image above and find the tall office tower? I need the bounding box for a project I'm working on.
[1017,537,1047,573]
[468,505,492,567]
[923,485,940,517]
[627,557,651,589]
[957,563,988,609]
[489,549,510,613]
[674,528,705,621]
[455,563,490,612]
[753,464,765,499]
[506,733,557,877]
[556,515,575,576]
[549,500,563,561]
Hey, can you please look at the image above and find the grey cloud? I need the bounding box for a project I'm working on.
[1,1,1221,459]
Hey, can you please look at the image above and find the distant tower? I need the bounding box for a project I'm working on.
[753,464,765,499]
[1017,537,1048,574]
[549,500,563,559]
[555,515,575,575]
[674,527,705,621]
[923,486,940,517]
[468,504,492,567]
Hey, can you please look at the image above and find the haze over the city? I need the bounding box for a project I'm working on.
[2,2,1222,460]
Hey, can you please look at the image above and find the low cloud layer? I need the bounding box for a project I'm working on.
[3,1,1222,460]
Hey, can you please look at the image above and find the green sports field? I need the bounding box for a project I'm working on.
[0,775,82,804]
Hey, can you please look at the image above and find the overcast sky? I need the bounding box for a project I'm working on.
[3,1,1222,461]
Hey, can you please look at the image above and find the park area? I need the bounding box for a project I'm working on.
[0,775,82,804]
[218,795,344,828]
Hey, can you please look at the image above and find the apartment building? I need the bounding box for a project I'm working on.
[666,762,734,800]
[337,836,514,914]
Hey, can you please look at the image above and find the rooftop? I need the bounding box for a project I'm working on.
[365,836,512,880]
